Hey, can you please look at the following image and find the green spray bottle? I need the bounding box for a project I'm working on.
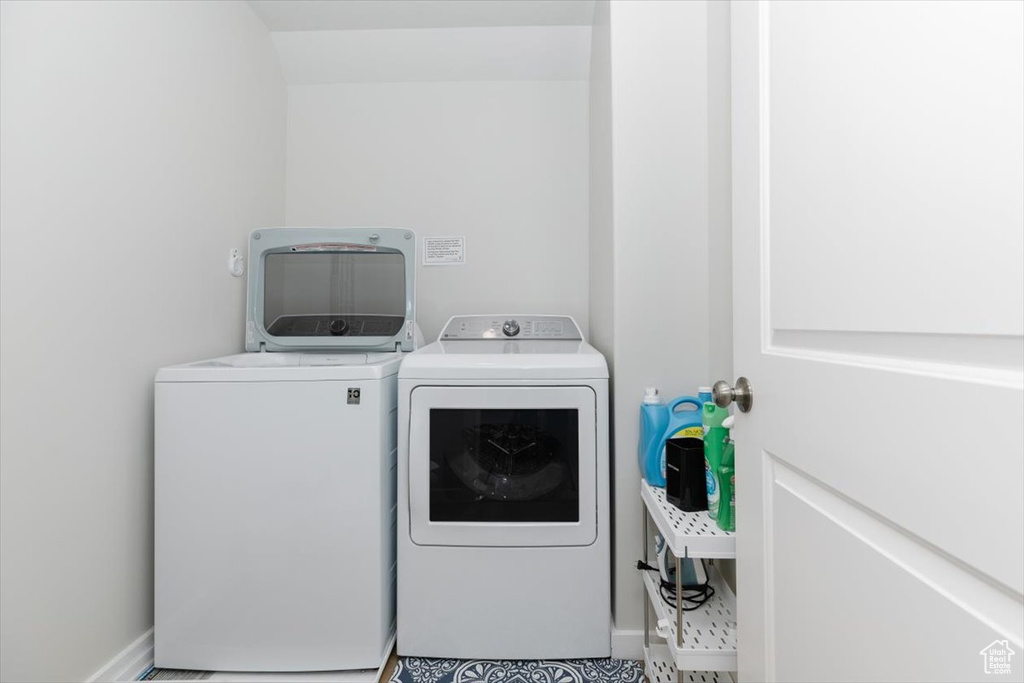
[702,402,730,519]
[716,415,736,532]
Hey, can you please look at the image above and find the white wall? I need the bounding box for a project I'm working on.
[271,26,592,83]
[610,0,710,642]
[707,1,733,390]
[589,1,614,369]
[589,0,732,650]
[285,81,590,342]
[0,2,286,680]
[587,0,621,646]
[706,0,735,593]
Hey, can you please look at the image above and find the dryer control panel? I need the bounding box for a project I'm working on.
[440,315,582,341]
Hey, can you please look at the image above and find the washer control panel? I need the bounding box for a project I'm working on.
[440,315,582,341]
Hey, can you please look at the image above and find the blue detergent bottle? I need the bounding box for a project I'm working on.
[640,389,709,486]
[658,395,706,484]
[639,387,669,485]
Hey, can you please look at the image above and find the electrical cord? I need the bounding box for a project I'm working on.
[636,559,716,611]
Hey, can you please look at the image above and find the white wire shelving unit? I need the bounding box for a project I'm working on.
[641,481,737,683]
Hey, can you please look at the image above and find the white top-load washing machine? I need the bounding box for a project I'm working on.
[155,227,416,672]
[397,315,610,659]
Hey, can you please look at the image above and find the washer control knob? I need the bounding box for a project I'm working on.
[329,319,349,336]
[502,319,520,337]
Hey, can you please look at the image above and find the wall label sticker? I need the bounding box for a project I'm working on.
[423,236,466,266]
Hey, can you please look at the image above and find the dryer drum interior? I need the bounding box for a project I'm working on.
[447,423,568,501]
[428,408,580,522]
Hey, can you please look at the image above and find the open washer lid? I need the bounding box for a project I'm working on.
[245,227,416,353]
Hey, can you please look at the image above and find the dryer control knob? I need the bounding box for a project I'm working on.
[502,319,520,337]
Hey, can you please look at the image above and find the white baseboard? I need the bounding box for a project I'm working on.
[86,628,154,682]
[85,629,394,683]
[90,627,629,680]
[611,628,644,660]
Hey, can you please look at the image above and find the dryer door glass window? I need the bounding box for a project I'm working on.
[262,252,406,337]
[429,409,579,523]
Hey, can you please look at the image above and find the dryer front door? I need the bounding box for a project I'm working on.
[408,386,597,547]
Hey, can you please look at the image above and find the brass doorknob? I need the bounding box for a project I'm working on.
[712,377,753,413]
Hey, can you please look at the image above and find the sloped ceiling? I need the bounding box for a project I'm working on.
[271,26,590,83]
[248,0,594,83]
[247,0,596,31]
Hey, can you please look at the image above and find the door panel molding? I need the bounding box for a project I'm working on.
[762,450,779,681]
[770,456,1023,647]
[771,478,1019,681]
[758,0,774,355]
[763,1,1024,340]
[772,330,1022,371]
[769,330,1023,389]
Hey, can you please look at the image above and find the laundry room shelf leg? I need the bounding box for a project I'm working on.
[675,552,683,683]
[675,553,683,648]
[643,509,650,679]
[643,511,650,648]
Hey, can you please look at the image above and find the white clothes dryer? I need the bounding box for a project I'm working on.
[155,227,417,673]
[397,315,610,659]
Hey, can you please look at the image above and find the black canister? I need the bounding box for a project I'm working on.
[665,437,708,512]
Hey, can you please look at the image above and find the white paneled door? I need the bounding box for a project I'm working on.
[730,2,1023,682]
